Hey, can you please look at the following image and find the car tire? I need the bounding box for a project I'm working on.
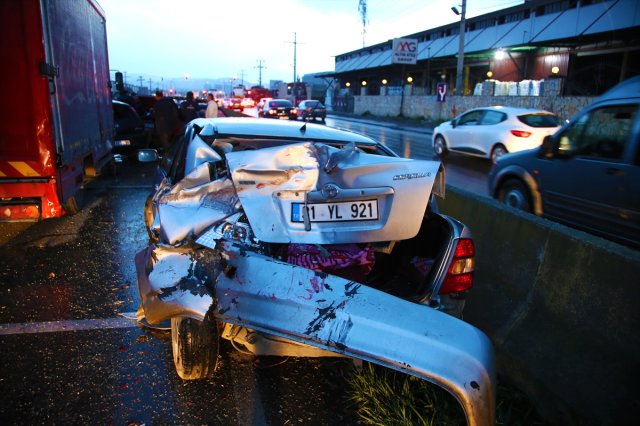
[433,135,448,156]
[498,179,532,212]
[491,144,508,163]
[171,315,219,380]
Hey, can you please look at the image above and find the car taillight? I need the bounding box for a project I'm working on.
[439,238,475,294]
[292,108,298,114]
[511,130,532,137]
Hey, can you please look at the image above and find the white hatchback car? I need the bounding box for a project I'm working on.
[432,106,561,162]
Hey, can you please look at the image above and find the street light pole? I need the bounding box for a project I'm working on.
[454,0,466,96]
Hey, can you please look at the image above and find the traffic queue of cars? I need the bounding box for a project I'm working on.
[256,97,327,122]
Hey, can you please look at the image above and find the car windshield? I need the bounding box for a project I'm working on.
[113,103,136,120]
[518,113,560,127]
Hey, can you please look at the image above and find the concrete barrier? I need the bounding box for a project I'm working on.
[439,186,640,425]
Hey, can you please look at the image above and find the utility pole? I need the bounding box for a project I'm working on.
[255,60,266,86]
[292,32,297,82]
[453,0,466,96]
[358,0,368,48]
[286,33,304,83]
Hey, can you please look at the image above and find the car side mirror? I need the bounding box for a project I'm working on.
[138,148,159,163]
[538,135,556,158]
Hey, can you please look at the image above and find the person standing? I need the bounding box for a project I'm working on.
[179,91,199,123]
[205,93,219,118]
[152,90,180,152]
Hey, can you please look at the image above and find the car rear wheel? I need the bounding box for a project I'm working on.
[433,135,448,156]
[498,179,532,212]
[490,144,508,163]
[171,315,220,380]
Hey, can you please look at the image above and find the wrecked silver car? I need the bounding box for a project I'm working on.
[135,117,495,426]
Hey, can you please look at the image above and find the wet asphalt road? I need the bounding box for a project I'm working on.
[0,116,491,425]
[0,161,360,426]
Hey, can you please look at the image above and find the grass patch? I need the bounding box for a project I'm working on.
[348,363,465,425]
[348,363,548,426]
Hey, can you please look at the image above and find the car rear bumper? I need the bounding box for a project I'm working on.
[136,241,496,426]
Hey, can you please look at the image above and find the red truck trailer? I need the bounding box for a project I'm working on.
[0,0,114,220]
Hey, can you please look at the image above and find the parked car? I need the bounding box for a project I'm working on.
[433,106,560,162]
[488,76,640,248]
[112,100,150,156]
[259,99,298,119]
[297,100,327,122]
[135,117,495,424]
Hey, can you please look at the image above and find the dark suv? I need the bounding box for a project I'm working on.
[488,76,640,248]
[112,100,151,156]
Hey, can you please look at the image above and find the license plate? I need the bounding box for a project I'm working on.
[291,200,378,223]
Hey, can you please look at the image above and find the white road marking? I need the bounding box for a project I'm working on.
[0,312,140,335]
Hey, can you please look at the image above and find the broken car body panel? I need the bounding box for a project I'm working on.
[227,142,440,243]
[135,118,496,426]
[135,241,495,426]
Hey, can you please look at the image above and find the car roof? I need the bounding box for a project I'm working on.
[189,117,378,145]
[467,105,557,115]
[593,76,640,104]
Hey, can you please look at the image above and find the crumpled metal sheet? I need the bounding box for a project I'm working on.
[155,169,241,245]
[226,142,441,243]
[135,241,495,426]
[135,243,222,324]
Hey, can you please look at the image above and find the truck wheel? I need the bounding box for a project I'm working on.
[171,315,219,380]
[63,191,85,215]
[433,135,448,156]
[498,179,531,212]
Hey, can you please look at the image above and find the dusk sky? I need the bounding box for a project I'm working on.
[100,0,522,89]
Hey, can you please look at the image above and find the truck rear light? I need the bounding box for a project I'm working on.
[440,238,475,294]
[510,130,532,137]
[1,203,41,221]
